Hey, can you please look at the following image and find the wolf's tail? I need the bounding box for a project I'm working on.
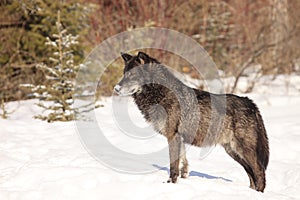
[255,111,269,169]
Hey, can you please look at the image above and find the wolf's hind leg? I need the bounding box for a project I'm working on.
[243,153,266,192]
[223,144,256,190]
[224,141,266,192]
[233,139,266,192]
[179,139,189,178]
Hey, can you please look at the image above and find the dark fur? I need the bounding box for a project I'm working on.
[115,52,269,192]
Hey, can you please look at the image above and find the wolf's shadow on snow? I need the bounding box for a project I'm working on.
[152,164,232,182]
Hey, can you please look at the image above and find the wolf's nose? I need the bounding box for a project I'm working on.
[114,85,121,93]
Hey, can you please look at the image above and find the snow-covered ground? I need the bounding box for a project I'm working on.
[1,75,300,199]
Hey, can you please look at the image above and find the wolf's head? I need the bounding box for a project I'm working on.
[114,51,160,96]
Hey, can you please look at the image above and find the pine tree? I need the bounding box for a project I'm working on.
[29,11,79,122]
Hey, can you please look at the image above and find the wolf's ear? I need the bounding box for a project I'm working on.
[137,51,150,64]
[121,52,132,62]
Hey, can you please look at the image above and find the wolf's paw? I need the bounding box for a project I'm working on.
[181,172,189,178]
[167,177,178,183]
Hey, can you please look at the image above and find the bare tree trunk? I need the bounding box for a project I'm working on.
[270,0,289,72]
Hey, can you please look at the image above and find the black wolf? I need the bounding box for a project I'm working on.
[114,51,269,192]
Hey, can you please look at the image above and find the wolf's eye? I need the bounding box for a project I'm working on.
[126,71,132,76]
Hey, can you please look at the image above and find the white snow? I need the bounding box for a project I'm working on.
[1,75,300,199]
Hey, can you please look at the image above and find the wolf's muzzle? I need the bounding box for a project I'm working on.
[114,84,121,93]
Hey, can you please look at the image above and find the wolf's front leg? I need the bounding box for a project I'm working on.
[180,139,189,178]
[167,134,181,183]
